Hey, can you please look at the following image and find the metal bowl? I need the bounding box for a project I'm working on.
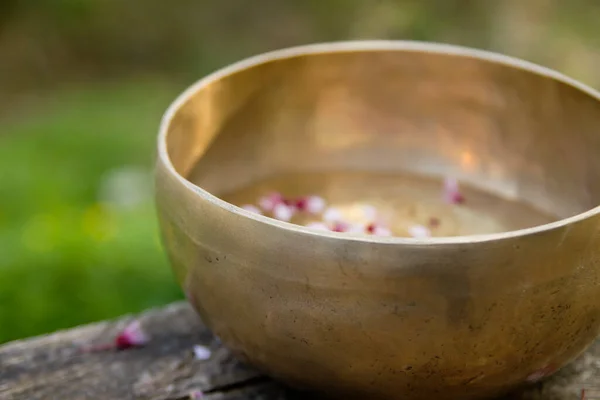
[155,41,600,400]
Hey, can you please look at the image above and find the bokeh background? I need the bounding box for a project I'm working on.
[1,0,599,344]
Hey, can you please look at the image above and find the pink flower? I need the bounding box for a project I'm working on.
[258,192,284,212]
[189,390,204,399]
[115,320,149,350]
[240,204,262,214]
[408,224,431,238]
[273,203,295,221]
[443,177,465,204]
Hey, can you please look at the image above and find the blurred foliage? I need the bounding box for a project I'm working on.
[2,0,600,100]
[0,80,184,342]
[0,0,599,343]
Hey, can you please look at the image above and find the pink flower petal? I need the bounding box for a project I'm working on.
[258,192,284,212]
[305,221,329,231]
[304,195,326,214]
[79,319,149,353]
[346,223,367,234]
[366,222,392,237]
[372,225,392,237]
[193,344,212,360]
[115,320,149,350]
[273,203,295,221]
[366,223,376,234]
[331,221,350,232]
[408,224,431,238]
[443,177,465,204]
[323,207,343,223]
[240,204,262,215]
[294,197,308,211]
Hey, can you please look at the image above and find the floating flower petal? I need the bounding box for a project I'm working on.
[304,195,326,214]
[331,221,350,232]
[258,192,284,212]
[372,225,392,237]
[360,204,379,221]
[273,203,295,221]
[408,224,431,238]
[305,221,330,231]
[346,223,367,234]
[443,177,465,204]
[323,207,343,223]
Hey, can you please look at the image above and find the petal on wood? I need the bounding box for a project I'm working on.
[193,344,212,360]
[115,320,149,350]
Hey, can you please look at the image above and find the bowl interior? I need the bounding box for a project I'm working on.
[163,43,600,235]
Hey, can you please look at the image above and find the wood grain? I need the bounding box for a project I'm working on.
[1,302,598,400]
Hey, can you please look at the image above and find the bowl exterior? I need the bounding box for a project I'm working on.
[156,159,600,400]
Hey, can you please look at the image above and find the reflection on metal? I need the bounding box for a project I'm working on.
[156,41,600,400]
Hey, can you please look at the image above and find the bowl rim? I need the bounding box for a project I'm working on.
[157,40,600,245]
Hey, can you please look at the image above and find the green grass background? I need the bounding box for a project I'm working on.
[0,80,185,342]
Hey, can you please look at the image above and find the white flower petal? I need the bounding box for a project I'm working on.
[323,207,343,222]
[305,222,329,231]
[305,196,326,214]
[273,203,294,221]
[193,344,212,360]
[408,224,431,238]
[373,226,392,237]
[360,204,378,220]
[258,192,283,211]
[346,223,367,234]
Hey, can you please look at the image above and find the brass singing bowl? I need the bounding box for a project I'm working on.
[155,41,600,399]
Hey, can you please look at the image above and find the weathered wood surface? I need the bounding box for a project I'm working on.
[1,302,599,400]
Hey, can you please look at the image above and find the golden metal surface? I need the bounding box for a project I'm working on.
[155,41,600,399]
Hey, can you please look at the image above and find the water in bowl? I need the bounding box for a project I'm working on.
[211,170,557,238]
